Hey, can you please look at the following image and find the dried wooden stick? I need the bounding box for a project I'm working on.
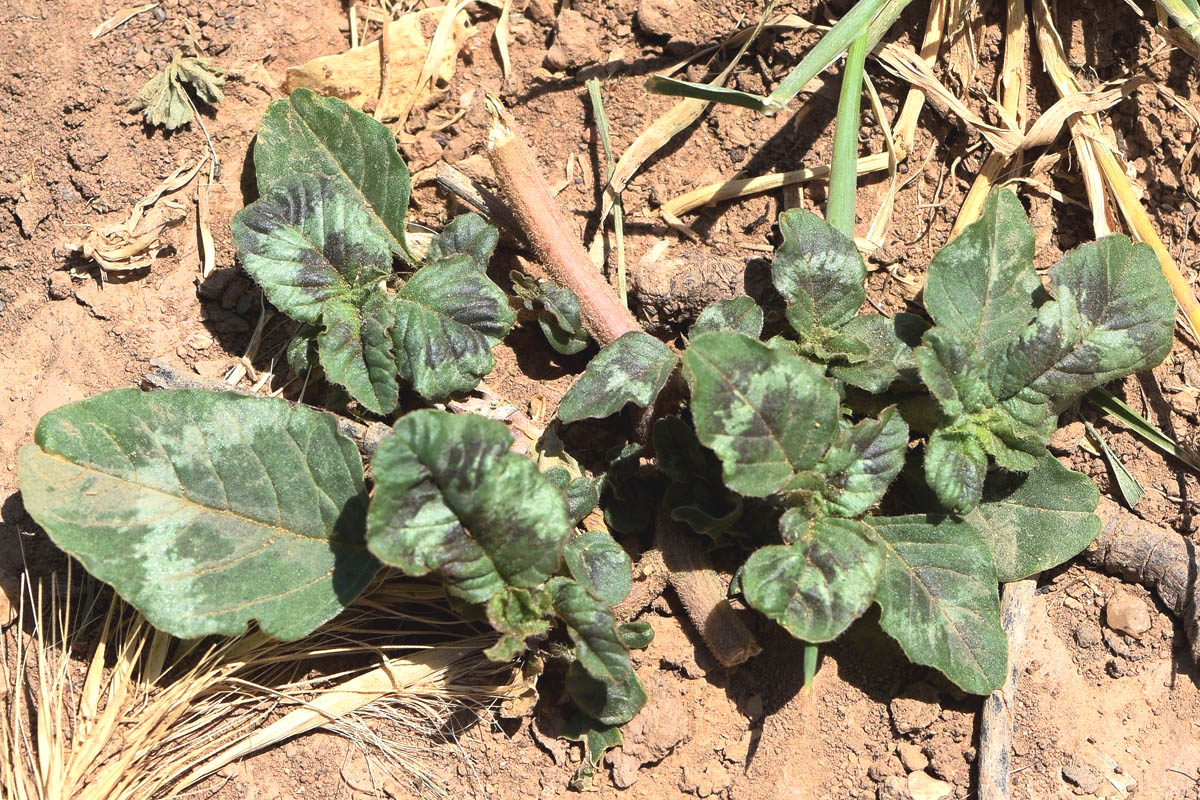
[1086,497,1200,662]
[891,0,950,153]
[976,579,1037,800]
[485,96,640,348]
[655,511,761,669]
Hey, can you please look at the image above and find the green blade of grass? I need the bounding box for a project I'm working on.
[1083,419,1145,509]
[586,78,628,306]
[827,32,868,235]
[1086,387,1200,474]
[646,0,914,114]
[1159,0,1200,44]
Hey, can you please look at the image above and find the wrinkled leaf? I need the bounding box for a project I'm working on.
[427,213,498,271]
[964,456,1099,582]
[560,714,623,768]
[617,621,654,649]
[924,427,989,514]
[484,586,552,661]
[742,513,883,642]
[18,389,376,640]
[558,332,677,423]
[819,408,908,517]
[829,313,924,392]
[683,331,839,497]
[232,175,398,413]
[549,577,631,682]
[392,256,516,401]
[869,515,1007,695]
[367,410,570,605]
[253,88,413,259]
[923,190,1039,363]
[511,272,589,355]
[563,531,633,606]
[772,208,866,336]
[129,53,225,130]
[691,296,765,338]
[996,235,1174,405]
[565,660,647,726]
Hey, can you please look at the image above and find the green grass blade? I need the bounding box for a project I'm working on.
[1086,387,1200,473]
[1159,0,1200,44]
[1083,419,1145,509]
[827,32,868,235]
[645,0,913,114]
[586,78,628,306]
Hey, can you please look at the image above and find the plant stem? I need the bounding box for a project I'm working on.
[826,32,868,236]
[485,96,641,348]
[655,511,761,669]
[802,643,818,691]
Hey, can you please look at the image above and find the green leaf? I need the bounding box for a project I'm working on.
[426,213,498,271]
[484,586,552,661]
[772,208,866,336]
[511,272,589,355]
[558,332,677,423]
[392,256,516,401]
[549,577,632,682]
[253,88,413,259]
[643,74,771,111]
[565,660,647,726]
[367,410,570,605]
[924,427,988,514]
[18,389,376,641]
[829,313,924,393]
[691,296,765,338]
[869,515,1007,695]
[232,174,391,327]
[964,456,1099,581]
[922,189,1039,363]
[318,291,399,415]
[560,714,624,768]
[819,408,908,517]
[655,416,746,542]
[232,175,398,413]
[617,621,654,650]
[742,514,884,642]
[286,324,321,375]
[563,531,632,606]
[683,332,840,497]
[996,234,1175,405]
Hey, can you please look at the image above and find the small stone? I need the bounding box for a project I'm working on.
[898,743,929,772]
[876,776,908,800]
[890,682,941,735]
[1061,757,1103,794]
[188,332,214,350]
[906,771,953,800]
[543,9,601,71]
[636,0,696,38]
[1104,591,1152,638]
[48,271,72,300]
[0,571,19,628]
[721,730,752,765]
[134,50,152,68]
[1074,622,1101,647]
[868,754,904,782]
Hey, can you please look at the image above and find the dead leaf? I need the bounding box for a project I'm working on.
[129,52,225,130]
[66,158,206,274]
[284,7,475,126]
[90,3,158,39]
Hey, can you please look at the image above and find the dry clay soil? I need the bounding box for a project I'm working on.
[3,0,1200,799]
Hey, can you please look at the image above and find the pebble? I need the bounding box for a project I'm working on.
[48,270,73,300]
[543,10,601,72]
[889,683,941,735]
[876,776,908,800]
[1061,757,1104,794]
[0,570,18,628]
[1074,622,1102,648]
[906,770,953,800]
[898,743,929,772]
[636,0,696,38]
[1104,591,1152,638]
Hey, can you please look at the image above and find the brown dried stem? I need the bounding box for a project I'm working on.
[655,511,761,669]
[485,96,640,348]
